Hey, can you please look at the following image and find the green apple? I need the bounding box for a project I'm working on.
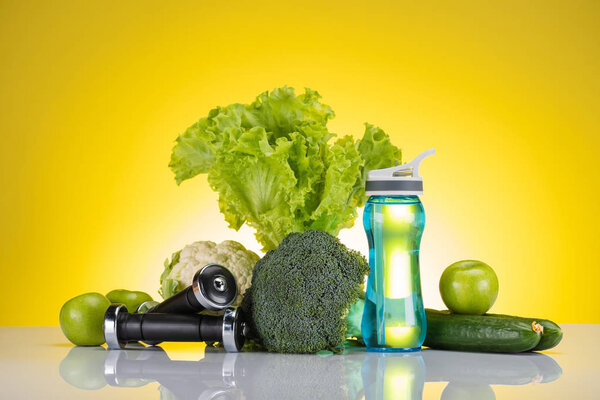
[59,292,111,346]
[439,260,499,315]
[106,289,153,312]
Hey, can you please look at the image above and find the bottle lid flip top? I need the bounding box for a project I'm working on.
[365,148,435,196]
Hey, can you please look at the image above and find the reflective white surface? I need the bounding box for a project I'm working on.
[0,325,598,399]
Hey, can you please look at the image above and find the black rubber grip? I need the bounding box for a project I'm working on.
[141,314,202,342]
[117,313,224,343]
[200,315,223,339]
[147,286,202,314]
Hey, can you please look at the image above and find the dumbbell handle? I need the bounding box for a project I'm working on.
[146,286,205,314]
[120,313,222,343]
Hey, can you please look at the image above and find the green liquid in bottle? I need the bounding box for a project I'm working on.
[361,195,427,352]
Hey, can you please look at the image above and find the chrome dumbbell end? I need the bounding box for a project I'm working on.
[104,304,128,350]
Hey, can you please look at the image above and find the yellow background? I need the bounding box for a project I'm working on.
[1,0,598,326]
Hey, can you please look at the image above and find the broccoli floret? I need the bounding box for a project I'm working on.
[241,230,369,353]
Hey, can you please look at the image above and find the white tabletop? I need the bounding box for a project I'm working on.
[0,325,597,399]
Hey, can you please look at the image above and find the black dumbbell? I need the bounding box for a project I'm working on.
[104,304,246,352]
[144,264,238,314]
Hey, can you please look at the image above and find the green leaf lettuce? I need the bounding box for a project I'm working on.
[170,87,401,251]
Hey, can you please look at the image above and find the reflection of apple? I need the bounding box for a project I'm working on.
[59,346,106,390]
[439,260,499,315]
[59,292,110,345]
[441,382,495,400]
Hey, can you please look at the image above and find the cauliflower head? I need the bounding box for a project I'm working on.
[160,240,260,306]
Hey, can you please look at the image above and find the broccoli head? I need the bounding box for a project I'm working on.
[241,230,369,353]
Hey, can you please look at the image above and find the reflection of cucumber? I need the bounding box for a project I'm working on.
[486,314,562,351]
[526,353,563,383]
[423,350,542,385]
[424,309,542,353]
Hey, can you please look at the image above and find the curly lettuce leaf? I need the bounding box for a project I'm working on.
[169,105,248,184]
[241,87,335,139]
[159,250,182,299]
[308,135,364,234]
[208,127,306,251]
[285,124,329,221]
[170,87,334,184]
[169,118,219,184]
[351,123,402,207]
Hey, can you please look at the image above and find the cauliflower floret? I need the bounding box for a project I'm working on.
[160,240,260,307]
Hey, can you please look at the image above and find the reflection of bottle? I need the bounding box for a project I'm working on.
[361,352,425,400]
[362,149,435,351]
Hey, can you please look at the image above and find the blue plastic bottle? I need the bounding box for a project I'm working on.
[361,149,435,352]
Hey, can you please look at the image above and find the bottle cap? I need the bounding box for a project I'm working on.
[365,149,435,195]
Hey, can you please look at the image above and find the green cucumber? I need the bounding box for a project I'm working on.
[486,313,562,351]
[424,309,542,353]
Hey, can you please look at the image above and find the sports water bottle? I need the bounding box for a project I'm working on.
[361,149,435,352]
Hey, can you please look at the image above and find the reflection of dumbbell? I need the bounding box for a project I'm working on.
[104,348,242,400]
[141,265,238,314]
[103,346,365,400]
[103,305,246,352]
